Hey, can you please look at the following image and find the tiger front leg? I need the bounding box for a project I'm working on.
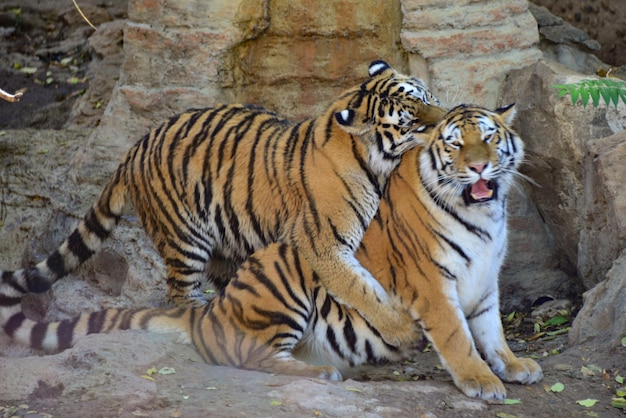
[311,254,418,347]
[467,292,543,385]
[414,283,508,400]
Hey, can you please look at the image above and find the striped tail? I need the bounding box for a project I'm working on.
[0,291,198,352]
[0,163,129,296]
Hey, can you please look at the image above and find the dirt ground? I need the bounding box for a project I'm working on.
[0,1,625,417]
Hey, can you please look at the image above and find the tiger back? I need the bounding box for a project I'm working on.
[0,104,542,401]
[0,60,446,345]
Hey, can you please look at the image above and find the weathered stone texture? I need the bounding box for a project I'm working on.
[569,250,626,348]
[580,130,626,289]
[501,186,573,310]
[90,0,543,153]
[403,0,529,30]
[500,59,626,290]
[400,0,541,107]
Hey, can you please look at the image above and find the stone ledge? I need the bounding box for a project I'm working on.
[401,13,538,59]
[402,0,528,30]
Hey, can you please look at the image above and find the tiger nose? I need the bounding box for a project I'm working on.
[469,162,487,173]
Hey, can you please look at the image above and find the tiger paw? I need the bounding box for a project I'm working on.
[371,306,420,347]
[168,294,209,308]
[454,370,507,401]
[499,357,543,384]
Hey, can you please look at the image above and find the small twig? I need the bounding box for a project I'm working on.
[0,87,24,103]
[72,0,98,31]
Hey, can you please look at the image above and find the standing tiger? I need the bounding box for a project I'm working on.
[0,60,446,345]
[1,104,542,400]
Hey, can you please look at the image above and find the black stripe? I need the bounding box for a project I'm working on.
[433,229,471,264]
[31,321,47,350]
[0,296,22,307]
[466,291,495,320]
[351,135,383,198]
[46,250,67,278]
[252,307,303,332]
[320,295,332,319]
[3,312,26,336]
[273,251,311,317]
[84,209,111,241]
[343,317,357,353]
[88,310,108,334]
[326,326,343,359]
[329,221,350,248]
[299,121,321,247]
[197,309,220,365]
[2,271,27,294]
[365,339,375,363]
[57,317,80,350]
[245,118,283,244]
[67,229,95,263]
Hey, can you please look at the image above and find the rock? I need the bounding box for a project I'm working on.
[400,0,541,108]
[67,20,125,128]
[528,3,606,75]
[499,59,626,289]
[569,250,626,348]
[500,185,573,311]
[529,3,600,50]
[579,130,626,288]
[88,20,125,58]
[60,3,113,27]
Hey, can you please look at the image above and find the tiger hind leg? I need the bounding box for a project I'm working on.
[165,263,209,307]
[151,237,211,307]
[192,243,344,380]
[257,355,342,381]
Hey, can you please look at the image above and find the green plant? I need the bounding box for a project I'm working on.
[552,78,626,108]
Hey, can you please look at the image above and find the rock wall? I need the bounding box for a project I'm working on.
[80,0,541,169]
[500,59,626,347]
[400,0,541,107]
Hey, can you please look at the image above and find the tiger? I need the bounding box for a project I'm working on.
[0,60,447,345]
[1,104,542,400]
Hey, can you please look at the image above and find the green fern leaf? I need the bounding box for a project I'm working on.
[579,84,590,107]
[610,85,620,107]
[599,85,612,106]
[619,88,626,107]
[570,87,580,106]
[552,78,626,108]
[557,89,569,99]
[589,84,600,107]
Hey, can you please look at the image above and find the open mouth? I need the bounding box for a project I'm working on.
[463,179,497,204]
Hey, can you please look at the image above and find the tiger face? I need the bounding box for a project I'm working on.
[336,61,446,162]
[421,104,523,208]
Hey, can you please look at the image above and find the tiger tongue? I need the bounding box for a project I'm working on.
[470,179,493,201]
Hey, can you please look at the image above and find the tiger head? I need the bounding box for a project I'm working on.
[334,60,447,161]
[421,104,524,208]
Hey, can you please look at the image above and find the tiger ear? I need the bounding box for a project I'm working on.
[496,103,516,125]
[368,60,394,78]
[335,109,368,134]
